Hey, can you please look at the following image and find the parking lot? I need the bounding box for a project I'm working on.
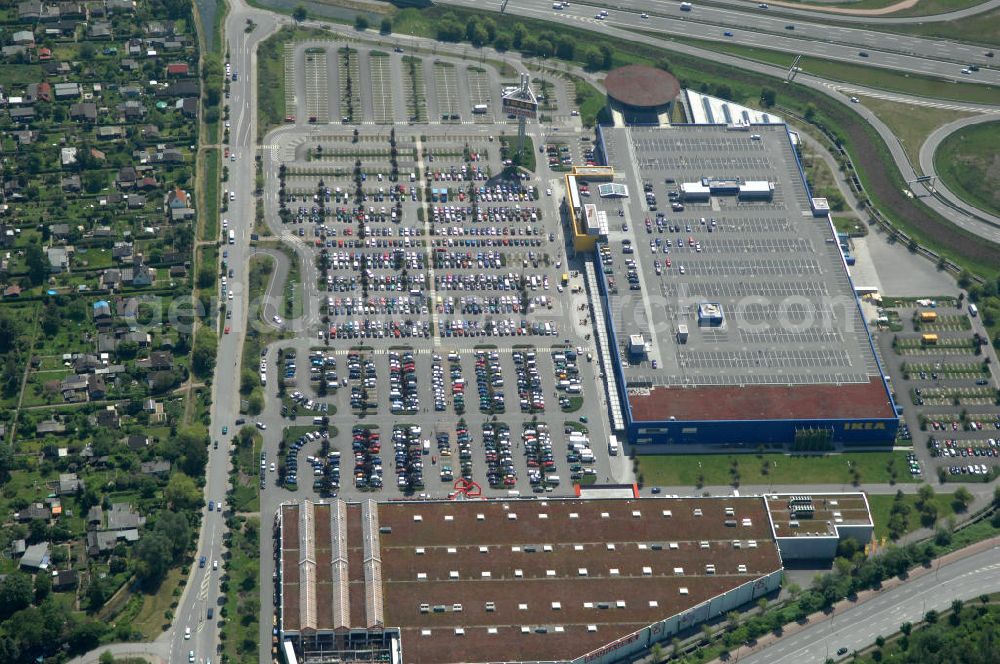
[875,298,1000,482]
[303,47,329,124]
[251,41,622,504]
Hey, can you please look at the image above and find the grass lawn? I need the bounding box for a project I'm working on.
[132,566,185,639]
[858,96,974,173]
[221,516,260,664]
[934,120,1000,217]
[571,76,607,128]
[799,145,848,211]
[500,135,536,172]
[232,431,262,513]
[200,147,221,242]
[867,492,957,540]
[636,451,918,487]
[661,34,1000,106]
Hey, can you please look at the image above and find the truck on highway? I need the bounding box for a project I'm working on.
[472,104,488,114]
[228,229,235,245]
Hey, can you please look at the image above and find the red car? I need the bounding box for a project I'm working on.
[224,326,230,334]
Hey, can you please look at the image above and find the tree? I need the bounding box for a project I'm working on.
[292,5,306,21]
[380,17,392,35]
[197,265,216,289]
[493,34,511,51]
[100,652,115,664]
[581,46,603,71]
[192,329,217,379]
[68,621,107,655]
[154,510,192,562]
[165,472,202,511]
[0,573,34,619]
[33,571,50,604]
[600,44,613,69]
[25,243,47,286]
[354,14,370,31]
[917,483,936,506]
[40,303,60,337]
[952,486,974,512]
[134,532,172,590]
[761,88,777,107]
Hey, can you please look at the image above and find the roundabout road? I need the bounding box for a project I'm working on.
[919,113,1000,229]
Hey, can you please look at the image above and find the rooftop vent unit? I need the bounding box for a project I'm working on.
[485,601,496,611]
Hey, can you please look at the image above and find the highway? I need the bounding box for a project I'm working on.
[706,0,1000,24]
[735,540,1000,664]
[440,0,1000,79]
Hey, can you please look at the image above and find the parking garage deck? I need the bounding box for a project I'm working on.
[595,124,894,428]
[279,498,783,663]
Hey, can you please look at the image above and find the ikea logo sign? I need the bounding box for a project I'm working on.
[843,422,886,431]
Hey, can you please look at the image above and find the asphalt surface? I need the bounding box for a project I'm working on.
[444,0,1000,77]
[736,540,1000,664]
[707,0,1000,24]
[918,112,1000,229]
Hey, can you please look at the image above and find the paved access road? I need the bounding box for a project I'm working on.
[735,540,1000,664]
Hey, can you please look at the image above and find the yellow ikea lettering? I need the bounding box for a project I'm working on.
[844,422,886,431]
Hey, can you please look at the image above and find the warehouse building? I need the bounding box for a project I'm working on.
[765,493,875,560]
[276,497,786,664]
[587,123,898,446]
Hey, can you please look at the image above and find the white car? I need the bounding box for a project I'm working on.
[960,68,971,74]
[850,96,860,103]
[273,315,283,325]
[185,627,191,640]
[256,421,267,430]
[229,191,235,201]
[189,651,195,663]
[227,290,233,300]
[545,188,552,196]
[213,560,218,570]
[270,462,276,472]
[640,12,648,18]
